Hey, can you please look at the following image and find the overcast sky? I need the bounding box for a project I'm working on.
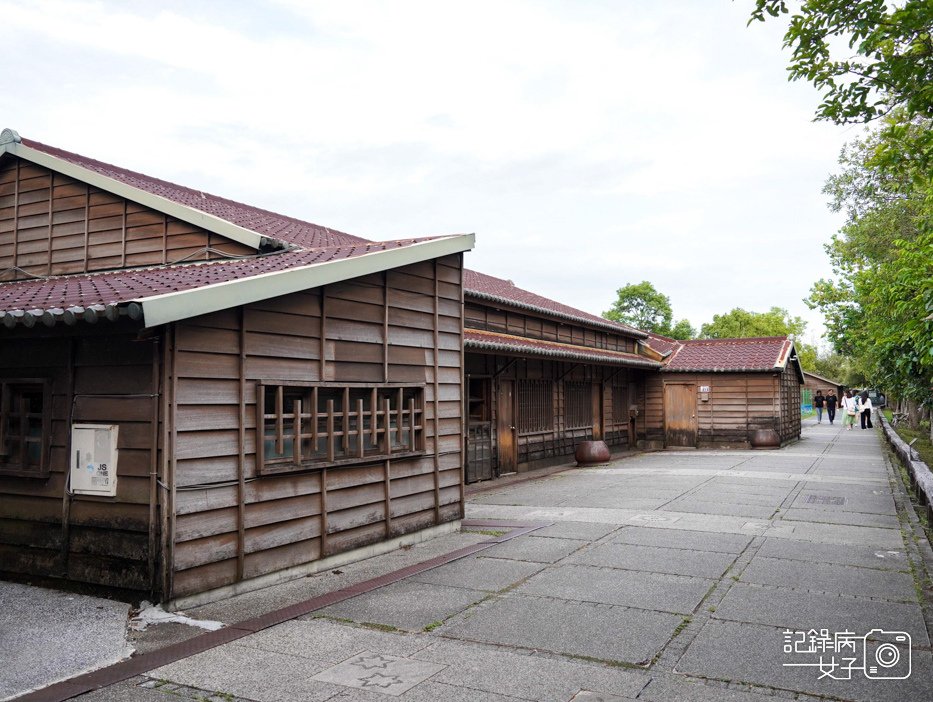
[1,0,859,344]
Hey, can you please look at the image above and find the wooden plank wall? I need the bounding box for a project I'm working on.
[464,302,636,353]
[646,372,785,448]
[779,365,802,442]
[0,156,253,280]
[464,353,640,474]
[167,255,464,599]
[0,323,159,594]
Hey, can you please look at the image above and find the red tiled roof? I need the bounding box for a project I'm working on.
[664,337,794,372]
[0,238,441,319]
[20,138,367,249]
[464,270,645,338]
[464,329,660,368]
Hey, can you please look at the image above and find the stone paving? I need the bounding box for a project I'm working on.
[61,420,933,701]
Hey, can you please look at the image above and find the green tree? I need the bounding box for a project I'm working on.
[699,306,807,339]
[603,281,673,333]
[669,319,697,341]
[807,113,932,430]
[748,0,933,124]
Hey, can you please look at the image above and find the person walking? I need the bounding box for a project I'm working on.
[814,390,825,423]
[826,391,838,424]
[842,390,858,430]
[859,390,874,429]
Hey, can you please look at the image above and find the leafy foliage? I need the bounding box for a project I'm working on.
[806,112,932,404]
[699,306,807,339]
[603,281,694,338]
[669,318,697,340]
[748,0,933,124]
[749,0,933,179]
[604,281,672,331]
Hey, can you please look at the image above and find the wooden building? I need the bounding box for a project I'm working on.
[0,129,473,604]
[802,370,844,399]
[642,335,804,448]
[462,271,661,481]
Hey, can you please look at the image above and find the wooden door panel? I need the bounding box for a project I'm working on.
[496,380,516,473]
[664,383,697,448]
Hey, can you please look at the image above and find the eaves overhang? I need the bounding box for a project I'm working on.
[139,234,474,327]
[465,329,661,368]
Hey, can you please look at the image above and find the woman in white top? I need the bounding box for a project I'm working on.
[859,391,873,429]
[842,391,858,430]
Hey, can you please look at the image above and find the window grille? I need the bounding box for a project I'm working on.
[564,382,592,429]
[0,379,51,477]
[611,384,628,425]
[517,379,552,434]
[258,383,424,474]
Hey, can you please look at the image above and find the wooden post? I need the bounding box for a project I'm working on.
[237,311,246,581]
[60,338,76,577]
[383,271,389,383]
[149,336,160,596]
[432,260,441,525]
[11,160,19,272]
[343,387,350,453]
[46,171,53,275]
[320,288,327,382]
[320,466,329,557]
[459,254,466,517]
[293,398,303,465]
[275,385,284,455]
[82,183,90,273]
[326,399,335,462]
[357,398,365,459]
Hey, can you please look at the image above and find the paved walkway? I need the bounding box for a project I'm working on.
[17,420,933,701]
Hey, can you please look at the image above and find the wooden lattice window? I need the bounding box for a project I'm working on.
[258,383,424,474]
[611,384,629,425]
[564,382,592,429]
[517,379,553,435]
[0,379,51,478]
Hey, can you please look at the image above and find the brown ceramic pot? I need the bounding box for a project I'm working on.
[749,428,780,449]
[575,440,611,465]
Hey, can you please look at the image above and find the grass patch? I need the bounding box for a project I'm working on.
[423,620,444,632]
[360,621,401,633]
[463,529,506,537]
[801,409,816,419]
[883,410,933,466]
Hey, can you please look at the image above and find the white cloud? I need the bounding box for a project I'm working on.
[0,0,851,336]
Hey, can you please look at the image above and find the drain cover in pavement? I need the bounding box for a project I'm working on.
[804,495,846,506]
[312,651,445,696]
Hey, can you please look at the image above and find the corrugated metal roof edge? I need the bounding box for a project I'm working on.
[465,290,648,339]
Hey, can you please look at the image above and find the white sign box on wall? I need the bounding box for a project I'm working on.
[70,424,119,497]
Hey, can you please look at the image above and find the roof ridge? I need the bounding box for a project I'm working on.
[686,336,788,344]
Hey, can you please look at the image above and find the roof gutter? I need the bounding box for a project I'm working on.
[138,234,475,328]
[0,129,275,252]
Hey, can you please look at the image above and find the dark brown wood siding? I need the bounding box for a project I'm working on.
[166,255,464,599]
[464,353,643,476]
[464,301,637,353]
[0,323,160,595]
[646,371,801,448]
[0,156,253,280]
